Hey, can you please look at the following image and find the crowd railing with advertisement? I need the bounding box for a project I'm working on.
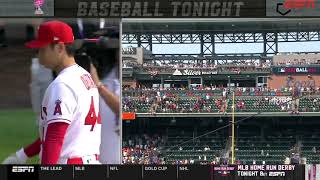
[272,65,320,74]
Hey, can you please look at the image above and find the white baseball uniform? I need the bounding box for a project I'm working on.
[99,67,121,164]
[39,64,101,164]
[30,57,52,125]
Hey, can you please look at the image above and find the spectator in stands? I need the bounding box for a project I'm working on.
[286,96,292,111]
[236,100,245,111]
[206,93,210,100]
[291,86,300,114]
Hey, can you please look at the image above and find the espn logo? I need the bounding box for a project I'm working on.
[284,0,315,9]
[12,166,35,173]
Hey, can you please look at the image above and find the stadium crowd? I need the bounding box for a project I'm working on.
[122,129,320,165]
[123,60,271,75]
[122,134,166,164]
[273,58,320,66]
[122,134,220,165]
[140,60,271,68]
[123,86,320,113]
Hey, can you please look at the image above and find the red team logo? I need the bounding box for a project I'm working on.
[53,100,62,116]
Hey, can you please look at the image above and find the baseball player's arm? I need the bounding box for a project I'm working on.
[23,138,42,157]
[90,64,120,115]
[2,138,41,164]
[41,122,69,165]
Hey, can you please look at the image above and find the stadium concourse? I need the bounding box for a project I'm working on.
[121,19,320,165]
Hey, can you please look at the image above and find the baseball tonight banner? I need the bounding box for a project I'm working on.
[55,0,265,17]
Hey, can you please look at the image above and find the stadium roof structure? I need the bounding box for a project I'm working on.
[123,18,320,33]
[122,18,320,56]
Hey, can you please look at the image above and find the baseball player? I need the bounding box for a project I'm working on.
[2,21,101,164]
[30,57,53,126]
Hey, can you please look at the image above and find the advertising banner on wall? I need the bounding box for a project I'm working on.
[272,67,320,74]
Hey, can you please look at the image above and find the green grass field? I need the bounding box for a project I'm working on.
[0,108,39,164]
